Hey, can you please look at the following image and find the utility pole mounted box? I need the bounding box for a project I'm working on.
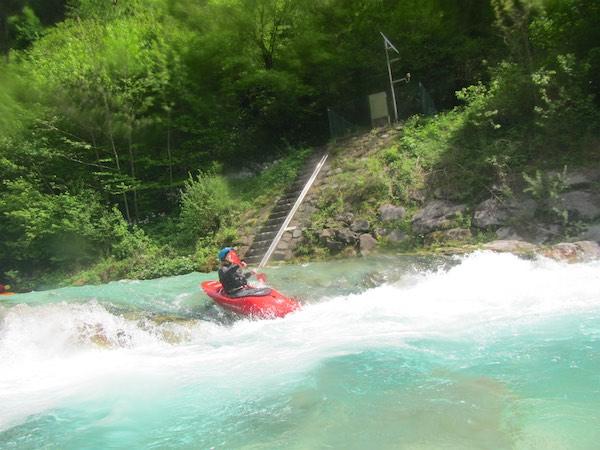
[368,92,390,127]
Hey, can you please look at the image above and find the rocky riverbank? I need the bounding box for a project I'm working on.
[240,127,600,264]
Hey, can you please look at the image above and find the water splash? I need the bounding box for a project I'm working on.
[1,252,600,448]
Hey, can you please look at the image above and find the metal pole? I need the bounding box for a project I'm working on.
[258,152,329,269]
[383,35,399,122]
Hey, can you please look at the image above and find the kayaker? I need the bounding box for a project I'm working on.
[0,284,10,294]
[217,247,270,297]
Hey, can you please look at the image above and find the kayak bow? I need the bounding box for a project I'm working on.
[201,280,299,318]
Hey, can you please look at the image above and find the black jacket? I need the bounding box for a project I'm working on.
[218,264,251,295]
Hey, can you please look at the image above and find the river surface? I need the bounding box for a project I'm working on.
[1,252,600,449]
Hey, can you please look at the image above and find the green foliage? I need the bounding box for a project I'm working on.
[393,35,600,201]
[71,250,196,285]
[0,179,137,271]
[0,0,599,288]
[231,147,311,205]
[178,172,236,245]
[522,167,568,223]
[327,156,389,213]
[7,6,43,50]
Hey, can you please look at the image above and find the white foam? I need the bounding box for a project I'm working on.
[1,252,599,430]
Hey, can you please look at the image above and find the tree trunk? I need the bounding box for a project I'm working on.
[1,15,9,63]
[102,91,131,223]
[167,109,173,186]
[127,114,139,223]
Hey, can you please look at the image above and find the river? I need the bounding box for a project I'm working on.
[1,251,599,449]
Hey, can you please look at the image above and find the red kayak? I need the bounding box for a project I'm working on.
[201,280,300,318]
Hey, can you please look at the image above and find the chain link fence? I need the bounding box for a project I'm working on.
[327,81,436,140]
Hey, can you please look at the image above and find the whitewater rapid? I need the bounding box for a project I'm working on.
[1,251,600,440]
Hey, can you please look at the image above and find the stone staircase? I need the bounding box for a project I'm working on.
[243,150,327,266]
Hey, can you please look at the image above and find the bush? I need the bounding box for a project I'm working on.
[0,179,134,271]
[179,171,236,244]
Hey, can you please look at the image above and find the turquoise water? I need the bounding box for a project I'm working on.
[1,252,600,449]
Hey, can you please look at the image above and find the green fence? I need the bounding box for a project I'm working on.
[327,81,436,140]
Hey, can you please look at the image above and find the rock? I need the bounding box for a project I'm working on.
[495,226,523,241]
[302,205,317,216]
[409,190,426,203]
[559,191,600,220]
[445,228,472,241]
[563,172,594,189]
[508,197,537,219]
[541,241,600,262]
[473,198,509,229]
[427,228,472,244]
[541,243,579,261]
[411,200,467,234]
[292,228,303,239]
[483,240,538,254]
[325,241,345,252]
[549,168,600,190]
[473,197,537,229]
[335,212,354,225]
[374,227,389,238]
[350,219,370,233]
[359,234,378,255]
[576,224,600,242]
[378,204,406,222]
[334,167,343,175]
[277,240,290,250]
[530,224,561,244]
[387,230,407,243]
[272,249,293,261]
[318,228,335,245]
[335,228,358,245]
[573,241,600,260]
[341,247,358,258]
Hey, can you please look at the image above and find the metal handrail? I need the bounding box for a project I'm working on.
[258,152,329,268]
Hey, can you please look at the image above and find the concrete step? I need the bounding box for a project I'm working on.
[263,217,286,227]
[267,211,288,221]
[244,256,261,265]
[243,149,327,265]
[254,230,277,240]
[250,238,273,247]
[272,203,294,214]
[244,247,269,258]
[256,224,279,233]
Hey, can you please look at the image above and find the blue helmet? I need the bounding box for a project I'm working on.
[218,247,233,261]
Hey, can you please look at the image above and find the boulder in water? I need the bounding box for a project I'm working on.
[541,241,600,262]
[359,234,378,255]
[483,240,538,254]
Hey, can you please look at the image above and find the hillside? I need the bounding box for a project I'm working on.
[248,124,600,263]
[1,0,599,290]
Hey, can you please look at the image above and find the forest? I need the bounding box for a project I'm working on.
[0,0,599,290]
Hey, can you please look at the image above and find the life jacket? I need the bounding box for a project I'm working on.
[218,263,250,295]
